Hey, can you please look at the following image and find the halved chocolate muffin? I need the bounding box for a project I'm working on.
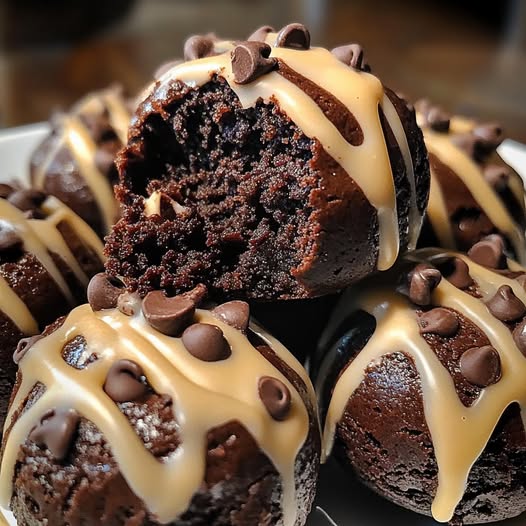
[105,24,430,301]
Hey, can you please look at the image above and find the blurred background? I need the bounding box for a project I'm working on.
[0,0,525,140]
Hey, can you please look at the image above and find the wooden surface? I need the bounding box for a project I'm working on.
[0,0,525,141]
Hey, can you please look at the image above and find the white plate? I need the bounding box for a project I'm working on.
[0,125,525,526]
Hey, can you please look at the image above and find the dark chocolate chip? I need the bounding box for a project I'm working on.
[212,301,250,332]
[483,164,511,191]
[468,235,506,269]
[456,210,493,243]
[0,223,22,252]
[13,334,44,364]
[419,308,459,337]
[87,273,124,312]
[460,346,501,387]
[248,25,274,42]
[331,43,371,72]
[103,359,148,403]
[142,290,196,336]
[439,257,473,289]
[409,264,442,306]
[275,23,310,50]
[258,376,291,421]
[473,122,504,150]
[486,284,526,322]
[183,34,217,61]
[29,408,80,460]
[231,41,277,84]
[451,132,481,161]
[0,183,14,199]
[513,319,526,356]
[182,323,231,362]
[7,189,46,213]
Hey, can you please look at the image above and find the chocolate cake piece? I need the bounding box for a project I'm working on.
[314,239,526,524]
[0,187,104,430]
[414,99,526,262]
[30,85,132,237]
[105,24,430,301]
[1,276,320,526]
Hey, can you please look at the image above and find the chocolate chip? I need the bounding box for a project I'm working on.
[275,23,310,50]
[460,346,501,387]
[183,34,217,61]
[456,210,493,245]
[142,290,196,336]
[248,25,274,42]
[451,133,482,161]
[486,285,526,322]
[0,222,22,252]
[87,273,124,312]
[483,164,511,191]
[103,359,148,403]
[439,257,473,289]
[331,44,371,72]
[513,319,526,356]
[29,408,80,460]
[419,308,459,337]
[408,264,442,306]
[258,376,291,421]
[468,235,506,269]
[231,41,277,84]
[0,183,14,199]
[473,123,504,150]
[212,301,250,332]
[7,189,46,214]
[13,334,44,364]
[182,323,231,362]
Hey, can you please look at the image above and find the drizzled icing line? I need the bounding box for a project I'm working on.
[32,87,130,234]
[147,35,420,271]
[419,114,526,263]
[0,303,313,525]
[320,249,526,522]
[0,197,104,334]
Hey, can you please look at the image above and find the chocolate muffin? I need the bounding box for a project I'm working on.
[30,85,132,237]
[0,276,320,526]
[415,99,526,262]
[314,236,526,525]
[0,187,104,429]
[105,24,430,300]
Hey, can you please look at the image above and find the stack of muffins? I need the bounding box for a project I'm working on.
[0,23,525,526]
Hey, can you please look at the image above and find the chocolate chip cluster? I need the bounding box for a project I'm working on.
[403,234,526,389]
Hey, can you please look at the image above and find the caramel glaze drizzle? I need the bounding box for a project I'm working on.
[319,248,526,522]
[0,197,104,336]
[144,34,420,271]
[32,86,131,234]
[0,301,314,525]
[419,115,526,262]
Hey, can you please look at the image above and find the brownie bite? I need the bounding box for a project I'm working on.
[315,235,526,525]
[30,85,132,237]
[1,275,320,526]
[105,24,430,301]
[415,99,526,262]
[0,187,104,429]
